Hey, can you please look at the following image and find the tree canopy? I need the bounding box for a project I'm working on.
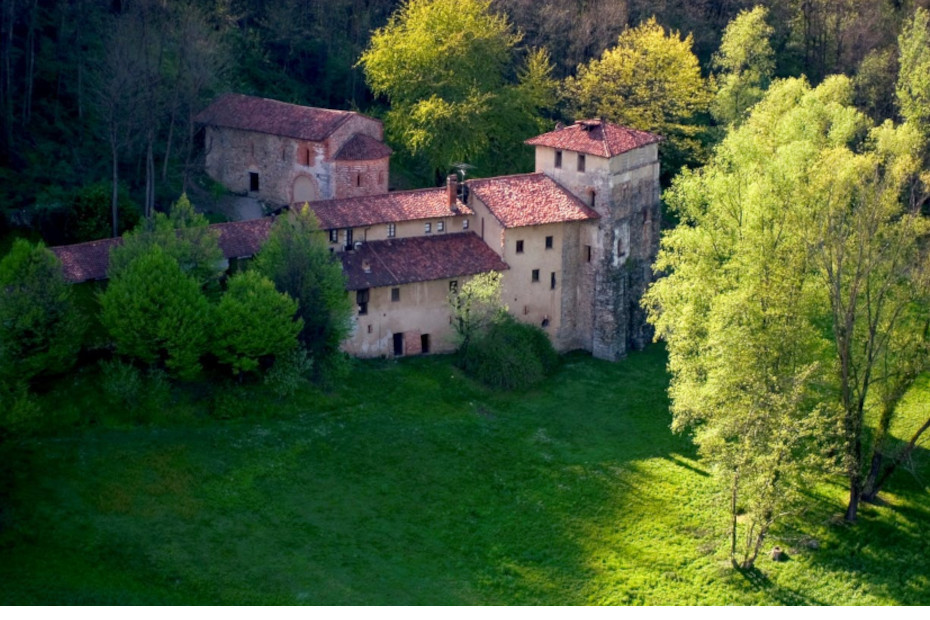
[646,75,930,551]
[99,244,211,380]
[253,206,352,373]
[565,18,711,174]
[0,239,84,385]
[359,0,554,181]
[711,6,775,126]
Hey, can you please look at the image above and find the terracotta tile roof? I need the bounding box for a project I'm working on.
[52,218,276,283]
[333,133,392,161]
[51,237,121,283]
[341,233,508,291]
[309,188,472,229]
[468,173,599,229]
[212,218,274,259]
[195,93,366,142]
[525,119,661,158]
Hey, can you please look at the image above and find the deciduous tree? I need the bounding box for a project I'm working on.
[213,270,303,377]
[253,206,351,371]
[358,0,554,181]
[0,239,84,384]
[565,18,712,174]
[99,244,210,380]
[711,6,775,126]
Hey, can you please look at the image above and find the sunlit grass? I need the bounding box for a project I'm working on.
[0,347,927,604]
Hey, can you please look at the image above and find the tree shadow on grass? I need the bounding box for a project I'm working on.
[736,565,825,605]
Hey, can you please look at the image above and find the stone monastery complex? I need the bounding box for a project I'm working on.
[53,94,662,361]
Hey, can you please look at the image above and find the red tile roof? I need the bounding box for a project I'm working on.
[334,133,392,161]
[341,233,508,291]
[468,173,599,229]
[52,218,276,283]
[525,119,661,158]
[212,218,274,259]
[195,93,368,142]
[51,237,121,283]
[309,188,471,230]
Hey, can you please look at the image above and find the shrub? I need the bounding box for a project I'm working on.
[457,315,558,390]
[264,347,314,398]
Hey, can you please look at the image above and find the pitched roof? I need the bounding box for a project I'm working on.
[525,119,661,158]
[52,218,276,283]
[309,188,471,230]
[341,233,508,291]
[212,218,274,259]
[467,173,599,229]
[333,133,392,161]
[194,93,366,142]
[51,237,121,283]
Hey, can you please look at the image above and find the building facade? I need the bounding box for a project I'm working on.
[56,97,662,362]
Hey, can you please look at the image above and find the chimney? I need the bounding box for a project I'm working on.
[446,174,459,212]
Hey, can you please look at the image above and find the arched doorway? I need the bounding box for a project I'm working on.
[292,175,319,204]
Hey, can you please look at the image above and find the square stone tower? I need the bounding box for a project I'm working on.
[526,120,662,360]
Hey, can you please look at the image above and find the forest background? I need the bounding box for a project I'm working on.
[2,0,929,245]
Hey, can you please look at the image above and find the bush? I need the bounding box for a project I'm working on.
[99,359,171,422]
[458,315,558,390]
[0,381,43,437]
[264,347,313,398]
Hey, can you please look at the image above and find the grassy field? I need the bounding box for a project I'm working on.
[0,346,928,605]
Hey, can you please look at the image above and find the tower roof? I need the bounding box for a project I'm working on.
[525,119,661,158]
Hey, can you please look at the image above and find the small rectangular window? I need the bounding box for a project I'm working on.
[391,287,400,302]
[555,150,562,168]
[387,223,396,238]
[249,172,260,192]
[577,154,586,172]
[356,173,363,187]
[551,272,557,289]
[586,245,592,262]
[329,229,339,244]
[367,324,372,334]
[425,222,432,234]
[531,269,540,283]
[463,219,469,230]
[516,240,524,253]
[545,236,553,249]
[356,289,369,315]
[437,221,445,232]
[449,280,458,293]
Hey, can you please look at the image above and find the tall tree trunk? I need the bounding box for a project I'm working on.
[2,0,16,154]
[145,134,155,218]
[21,0,36,126]
[111,137,120,237]
[863,416,930,502]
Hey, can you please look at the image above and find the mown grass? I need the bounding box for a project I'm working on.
[0,346,928,605]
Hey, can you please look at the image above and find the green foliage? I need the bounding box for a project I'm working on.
[253,206,352,372]
[99,359,171,423]
[646,75,930,551]
[565,17,712,173]
[68,182,141,243]
[0,381,43,437]
[213,271,302,376]
[711,6,775,126]
[0,239,84,384]
[359,0,554,180]
[449,271,507,350]
[99,245,210,380]
[263,347,314,398]
[457,314,558,390]
[896,8,930,142]
[108,193,224,290]
[854,47,898,122]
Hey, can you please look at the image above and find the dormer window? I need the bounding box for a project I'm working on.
[555,150,562,169]
[577,154,586,172]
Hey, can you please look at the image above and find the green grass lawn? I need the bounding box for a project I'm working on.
[1,347,928,604]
